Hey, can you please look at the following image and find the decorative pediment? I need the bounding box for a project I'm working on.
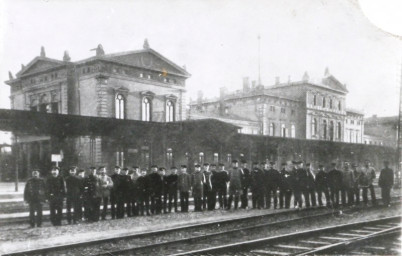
[322,75,348,93]
[140,91,155,98]
[165,94,178,101]
[107,49,190,78]
[17,57,64,77]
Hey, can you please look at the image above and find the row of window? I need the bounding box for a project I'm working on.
[311,118,342,141]
[269,123,296,138]
[115,94,175,122]
[268,106,296,115]
[312,95,342,110]
[30,102,59,113]
[346,119,361,125]
[29,72,59,85]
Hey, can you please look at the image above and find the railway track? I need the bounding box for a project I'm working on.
[177,215,401,256]
[5,200,400,256]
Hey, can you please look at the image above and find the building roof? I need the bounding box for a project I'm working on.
[346,108,364,116]
[6,44,190,85]
[364,115,398,125]
[189,112,259,124]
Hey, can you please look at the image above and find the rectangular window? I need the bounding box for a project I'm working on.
[270,106,275,112]
[167,148,173,167]
[213,153,219,163]
[116,151,124,167]
[291,109,295,115]
[351,120,354,125]
[227,154,232,163]
[281,108,286,113]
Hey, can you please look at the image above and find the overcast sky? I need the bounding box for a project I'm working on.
[0,0,401,123]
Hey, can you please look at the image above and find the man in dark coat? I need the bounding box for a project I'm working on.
[279,163,292,209]
[240,160,251,209]
[137,168,150,215]
[24,170,46,228]
[210,164,218,209]
[351,164,361,205]
[178,165,191,212]
[65,166,84,224]
[120,168,132,217]
[98,166,113,220]
[228,160,243,210]
[292,161,303,208]
[83,167,101,222]
[379,161,394,207]
[148,165,163,214]
[300,163,316,207]
[315,164,330,207]
[213,163,228,209]
[166,166,179,212]
[110,166,121,219]
[202,163,214,211]
[328,163,342,208]
[251,162,265,209]
[265,162,280,209]
[46,166,66,226]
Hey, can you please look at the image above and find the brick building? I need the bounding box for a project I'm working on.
[5,40,190,171]
[189,68,364,143]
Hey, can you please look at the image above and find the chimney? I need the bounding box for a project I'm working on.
[324,67,330,77]
[197,90,203,103]
[243,77,250,92]
[63,51,71,62]
[275,76,280,85]
[251,80,256,88]
[220,87,228,99]
[143,38,150,49]
[302,71,309,82]
[40,46,46,57]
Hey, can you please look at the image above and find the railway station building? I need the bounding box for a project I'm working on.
[5,40,190,175]
[189,68,364,143]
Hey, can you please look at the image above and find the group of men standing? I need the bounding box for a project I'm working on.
[23,159,394,228]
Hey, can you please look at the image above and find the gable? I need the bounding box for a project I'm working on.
[107,50,190,77]
[17,57,64,77]
[322,75,348,93]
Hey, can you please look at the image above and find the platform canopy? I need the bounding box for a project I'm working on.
[0,109,240,138]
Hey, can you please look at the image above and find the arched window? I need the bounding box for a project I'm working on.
[322,97,326,108]
[313,95,317,106]
[166,100,175,122]
[270,123,275,136]
[329,99,333,109]
[115,94,125,119]
[142,97,151,121]
[323,120,327,139]
[291,124,296,138]
[312,118,317,136]
[281,124,286,137]
[337,122,342,140]
[329,121,334,141]
[338,101,342,111]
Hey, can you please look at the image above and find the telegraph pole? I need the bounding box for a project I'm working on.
[397,60,402,187]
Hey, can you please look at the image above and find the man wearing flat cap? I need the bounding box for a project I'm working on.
[240,160,251,209]
[291,161,303,208]
[46,166,65,226]
[265,161,280,209]
[178,165,191,212]
[214,163,229,209]
[24,169,46,228]
[65,166,83,224]
[228,160,243,210]
[110,166,122,219]
[315,164,330,207]
[279,163,292,209]
[328,163,342,208]
[192,164,205,211]
[251,162,265,209]
[379,161,394,207]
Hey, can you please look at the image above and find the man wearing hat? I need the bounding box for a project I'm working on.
[351,163,361,205]
[178,165,191,212]
[240,160,251,209]
[379,161,394,207]
[264,161,280,209]
[279,163,292,209]
[129,167,141,216]
[149,166,164,214]
[24,169,46,228]
[210,164,218,209]
[202,163,214,210]
[341,162,355,206]
[214,163,229,209]
[291,161,303,208]
[228,160,243,210]
[110,166,122,219]
[137,168,150,215]
[328,163,342,208]
[165,167,179,212]
[83,166,100,222]
[300,163,316,208]
[119,168,132,217]
[360,161,377,206]
[98,166,113,220]
[192,164,205,211]
[46,166,66,226]
[315,164,330,207]
[65,166,84,224]
[251,162,265,209]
